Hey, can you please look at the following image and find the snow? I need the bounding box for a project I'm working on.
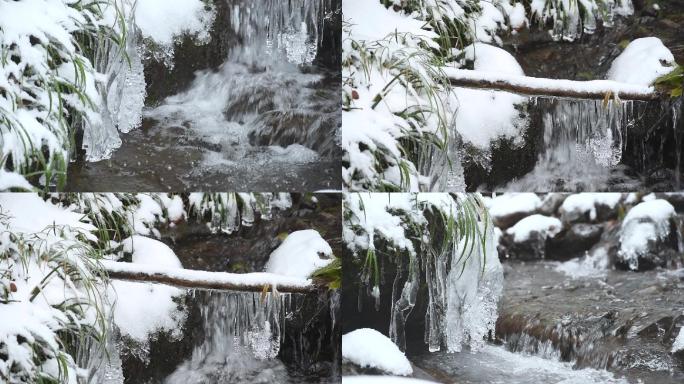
[264,230,333,278]
[488,193,542,221]
[122,235,182,268]
[672,327,684,353]
[559,193,623,221]
[342,328,413,376]
[0,193,96,240]
[0,171,34,191]
[110,236,186,342]
[133,0,214,46]
[102,260,313,290]
[607,37,676,86]
[454,43,527,149]
[618,199,676,270]
[343,0,437,42]
[506,214,562,242]
[342,377,437,384]
[443,67,656,98]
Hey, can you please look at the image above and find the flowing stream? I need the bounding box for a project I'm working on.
[67,0,340,191]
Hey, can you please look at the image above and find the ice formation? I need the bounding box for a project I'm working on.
[344,193,504,353]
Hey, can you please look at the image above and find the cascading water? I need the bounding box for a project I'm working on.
[70,0,340,190]
[504,98,644,191]
[165,290,292,384]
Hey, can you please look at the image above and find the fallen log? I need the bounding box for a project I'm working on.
[444,68,662,101]
[102,260,317,294]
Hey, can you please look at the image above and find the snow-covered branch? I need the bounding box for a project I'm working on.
[102,261,317,294]
[444,68,661,101]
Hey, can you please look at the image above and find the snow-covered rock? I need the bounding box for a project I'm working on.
[607,37,676,86]
[265,229,333,278]
[506,214,562,243]
[617,199,678,271]
[559,193,623,224]
[342,328,413,376]
[488,193,542,229]
[502,214,562,260]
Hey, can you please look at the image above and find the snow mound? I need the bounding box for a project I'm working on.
[343,376,437,384]
[111,236,185,342]
[607,37,675,85]
[454,43,527,149]
[342,328,413,376]
[507,214,562,242]
[559,193,622,221]
[265,229,333,278]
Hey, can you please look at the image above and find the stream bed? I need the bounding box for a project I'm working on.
[411,262,684,384]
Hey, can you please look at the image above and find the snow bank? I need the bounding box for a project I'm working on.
[559,193,622,221]
[343,377,437,384]
[454,44,527,149]
[607,37,676,86]
[506,214,562,242]
[342,328,413,376]
[265,230,333,278]
[111,236,186,341]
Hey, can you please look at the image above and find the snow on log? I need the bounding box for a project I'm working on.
[102,260,317,293]
[444,68,661,101]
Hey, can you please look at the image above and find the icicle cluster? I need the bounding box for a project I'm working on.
[343,193,504,352]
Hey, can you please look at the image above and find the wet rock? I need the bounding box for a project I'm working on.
[538,193,567,216]
[547,223,604,260]
[500,231,550,261]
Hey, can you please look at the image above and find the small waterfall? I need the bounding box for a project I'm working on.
[164,290,292,384]
[505,99,642,191]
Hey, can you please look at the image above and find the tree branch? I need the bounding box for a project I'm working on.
[444,68,661,101]
[102,261,317,294]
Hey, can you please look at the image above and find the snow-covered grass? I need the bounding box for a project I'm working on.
[0,192,302,381]
[0,0,216,190]
[342,328,413,376]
